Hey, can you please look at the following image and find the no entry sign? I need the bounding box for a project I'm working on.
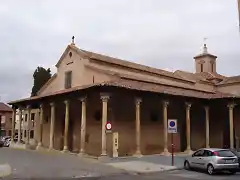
[168,119,177,133]
[106,122,112,130]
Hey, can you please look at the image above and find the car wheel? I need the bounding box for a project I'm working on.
[184,161,191,170]
[207,164,214,175]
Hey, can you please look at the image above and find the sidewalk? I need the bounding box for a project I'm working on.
[103,154,188,174]
[0,164,11,177]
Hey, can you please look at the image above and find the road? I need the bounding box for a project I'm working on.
[81,170,240,180]
[0,148,125,178]
[0,148,239,179]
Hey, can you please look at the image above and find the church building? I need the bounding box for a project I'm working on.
[8,38,240,157]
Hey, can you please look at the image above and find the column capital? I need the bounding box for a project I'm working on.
[26,105,31,109]
[135,98,142,105]
[162,100,169,107]
[40,104,44,109]
[185,102,192,108]
[227,103,236,109]
[50,102,55,107]
[64,100,69,105]
[79,96,87,102]
[100,94,110,102]
[204,106,209,111]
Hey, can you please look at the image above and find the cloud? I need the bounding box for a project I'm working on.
[0,0,240,103]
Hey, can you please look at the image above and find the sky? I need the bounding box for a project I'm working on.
[0,0,240,103]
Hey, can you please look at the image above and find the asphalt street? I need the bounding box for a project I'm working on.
[0,148,239,180]
[79,170,240,180]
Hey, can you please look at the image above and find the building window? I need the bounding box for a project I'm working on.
[31,113,35,121]
[92,76,95,83]
[200,64,203,72]
[65,71,72,89]
[25,114,27,122]
[24,130,26,137]
[211,63,214,72]
[69,52,72,58]
[30,130,34,138]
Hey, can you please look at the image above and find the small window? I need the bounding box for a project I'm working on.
[30,130,34,138]
[65,71,72,89]
[92,76,95,83]
[69,52,72,58]
[31,113,35,121]
[25,114,27,122]
[24,130,26,137]
[211,63,214,72]
[203,150,213,157]
[192,150,204,157]
[200,64,203,72]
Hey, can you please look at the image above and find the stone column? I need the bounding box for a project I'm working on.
[228,103,235,149]
[37,104,43,149]
[25,106,31,146]
[163,101,170,156]
[63,100,70,152]
[11,107,16,142]
[185,102,192,154]
[134,98,142,157]
[204,106,210,148]
[49,102,55,150]
[100,94,109,156]
[79,97,87,156]
[18,108,23,144]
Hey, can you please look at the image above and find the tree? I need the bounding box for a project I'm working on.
[31,66,52,97]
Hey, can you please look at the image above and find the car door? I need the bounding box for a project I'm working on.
[190,149,204,168]
[198,150,213,170]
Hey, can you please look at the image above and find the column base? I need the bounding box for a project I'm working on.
[184,149,193,155]
[48,147,55,152]
[62,146,69,153]
[161,149,170,156]
[78,152,86,157]
[133,150,142,158]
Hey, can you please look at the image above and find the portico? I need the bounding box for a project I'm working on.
[9,85,239,157]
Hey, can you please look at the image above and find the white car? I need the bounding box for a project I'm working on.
[184,148,239,175]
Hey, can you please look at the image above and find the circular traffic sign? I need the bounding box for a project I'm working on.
[169,121,175,127]
[106,122,112,130]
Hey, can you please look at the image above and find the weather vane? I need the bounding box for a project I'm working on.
[71,36,75,45]
[203,37,208,45]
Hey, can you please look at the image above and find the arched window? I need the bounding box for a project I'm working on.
[200,64,203,72]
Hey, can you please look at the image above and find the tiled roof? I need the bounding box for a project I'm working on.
[85,65,215,93]
[8,79,236,105]
[217,75,240,85]
[69,45,194,83]
[0,102,12,112]
[174,70,226,84]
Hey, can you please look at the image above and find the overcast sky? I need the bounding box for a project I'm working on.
[0,0,240,103]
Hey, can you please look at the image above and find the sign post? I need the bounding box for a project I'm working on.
[168,119,177,166]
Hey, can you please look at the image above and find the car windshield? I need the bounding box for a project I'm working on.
[216,150,235,157]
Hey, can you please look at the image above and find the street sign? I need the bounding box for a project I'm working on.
[168,119,177,133]
[106,122,112,133]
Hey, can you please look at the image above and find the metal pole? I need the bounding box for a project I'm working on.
[171,133,174,166]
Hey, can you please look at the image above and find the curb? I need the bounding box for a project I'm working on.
[134,167,184,175]
[0,164,11,178]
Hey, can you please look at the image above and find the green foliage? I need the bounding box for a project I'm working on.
[31,66,52,97]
